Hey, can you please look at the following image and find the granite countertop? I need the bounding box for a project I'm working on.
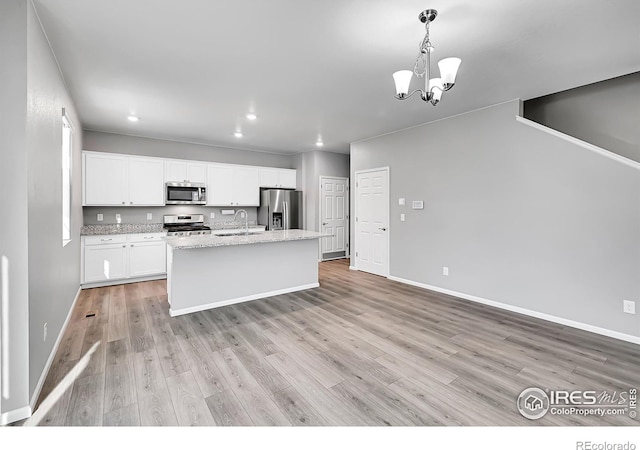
[81,223,166,236]
[166,229,329,250]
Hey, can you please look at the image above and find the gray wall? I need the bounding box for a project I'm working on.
[524,72,640,163]
[292,151,350,232]
[351,99,640,338]
[83,130,293,168]
[0,0,30,420]
[26,0,84,402]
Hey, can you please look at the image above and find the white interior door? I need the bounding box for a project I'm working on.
[320,176,349,260]
[355,168,389,277]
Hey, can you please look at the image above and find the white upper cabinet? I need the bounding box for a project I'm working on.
[83,151,295,207]
[83,152,164,206]
[232,166,260,206]
[83,152,128,205]
[165,160,207,183]
[129,157,165,205]
[207,164,234,206]
[259,168,297,189]
[278,169,297,189]
[207,164,259,206]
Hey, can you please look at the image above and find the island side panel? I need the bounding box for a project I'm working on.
[167,238,319,316]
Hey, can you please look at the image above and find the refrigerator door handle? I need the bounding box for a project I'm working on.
[284,201,288,229]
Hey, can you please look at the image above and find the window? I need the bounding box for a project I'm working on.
[62,108,73,246]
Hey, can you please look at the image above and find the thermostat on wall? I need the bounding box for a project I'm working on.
[412,201,424,210]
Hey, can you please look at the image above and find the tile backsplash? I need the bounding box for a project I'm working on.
[83,205,258,225]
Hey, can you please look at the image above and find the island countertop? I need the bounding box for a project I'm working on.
[166,229,329,250]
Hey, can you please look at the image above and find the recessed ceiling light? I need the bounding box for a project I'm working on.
[127,115,139,122]
[234,131,243,138]
[316,141,324,147]
[246,113,257,120]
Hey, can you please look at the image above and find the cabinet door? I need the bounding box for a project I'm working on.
[187,163,207,183]
[129,241,166,277]
[233,166,260,206]
[84,244,128,283]
[207,164,234,205]
[258,168,279,188]
[83,153,127,205]
[165,160,187,182]
[129,157,165,205]
[278,169,297,189]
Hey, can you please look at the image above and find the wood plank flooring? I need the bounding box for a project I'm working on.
[34,259,640,426]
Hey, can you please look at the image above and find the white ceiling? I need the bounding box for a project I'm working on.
[33,0,640,155]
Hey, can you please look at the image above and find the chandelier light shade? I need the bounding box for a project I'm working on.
[393,9,461,105]
[393,70,413,97]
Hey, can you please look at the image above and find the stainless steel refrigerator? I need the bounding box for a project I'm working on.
[258,189,303,230]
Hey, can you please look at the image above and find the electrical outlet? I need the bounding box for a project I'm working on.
[443,266,449,276]
[210,212,215,219]
[97,213,103,222]
[623,300,635,314]
[43,322,48,342]
[146,213,152,220]
[400,213,406,222]
[116,213,121,224]
[240,211,245,218]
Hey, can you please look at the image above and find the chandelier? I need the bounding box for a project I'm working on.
[393,9,461,105]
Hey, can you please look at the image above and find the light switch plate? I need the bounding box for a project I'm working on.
[399,198,405,206]
[412,200,424,210]
[115,213,121,224]
[210,212,215,219]
[97,214,103,222]
[146,213,152,220]
[400,213,406,222]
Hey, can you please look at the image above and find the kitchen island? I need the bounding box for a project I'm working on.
[165,229,327,316]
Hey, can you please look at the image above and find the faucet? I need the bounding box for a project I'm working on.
[233,209,249,235]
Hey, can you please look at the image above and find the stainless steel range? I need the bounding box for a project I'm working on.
[163,214,211,236]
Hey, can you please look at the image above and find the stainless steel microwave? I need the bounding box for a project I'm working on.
[165,182,207,205]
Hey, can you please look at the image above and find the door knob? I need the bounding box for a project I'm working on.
[379,227,387,231]
[322,222,328,226]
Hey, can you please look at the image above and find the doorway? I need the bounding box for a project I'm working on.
[354,168,389,277]
[319,176,349,261]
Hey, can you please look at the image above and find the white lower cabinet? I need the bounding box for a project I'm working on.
[82,233,166,286]
[84,243,128,283]
[129,241,167,277]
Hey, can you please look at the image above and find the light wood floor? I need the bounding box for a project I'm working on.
[35,259,639,426]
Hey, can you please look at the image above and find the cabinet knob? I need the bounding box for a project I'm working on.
[122,245,126,248]
[122,202,125,205]
[131,244,134,247]
[130,201,133,204]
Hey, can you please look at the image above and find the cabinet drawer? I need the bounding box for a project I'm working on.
[129,233,166,243]
[84,235,128,246]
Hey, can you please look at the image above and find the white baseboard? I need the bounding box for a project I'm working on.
[388,276,640,345]
[0,405,31,426]
[81,274,166,289]
[29,286,82,410]
[169,283,320,317]
[349,266,358,271]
